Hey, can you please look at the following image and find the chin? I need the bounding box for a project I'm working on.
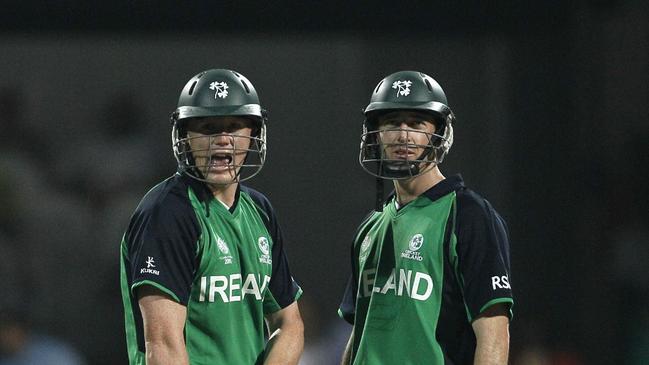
[205,171,239,185]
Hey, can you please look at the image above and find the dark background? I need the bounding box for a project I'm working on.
[1,1,648,364]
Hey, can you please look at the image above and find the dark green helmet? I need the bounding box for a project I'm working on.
[171,69,267,184]
[360,70,455,179]
[174,68,265,124]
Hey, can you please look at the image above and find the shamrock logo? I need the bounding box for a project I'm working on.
[209,81,229,99]
[408,234,424,251]
[392,80,413,97]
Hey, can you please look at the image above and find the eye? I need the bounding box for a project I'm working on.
[225,122,247,133]
[201,123,220,134]
[410,120,429,129]
[378,119,398,129]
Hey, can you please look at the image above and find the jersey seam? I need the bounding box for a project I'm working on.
[131,280,182,304]
[476,297,514,321]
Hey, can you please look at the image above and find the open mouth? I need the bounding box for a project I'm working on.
[208,153,234,169]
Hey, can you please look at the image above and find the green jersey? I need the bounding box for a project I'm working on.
[120,173,302,365]
[339,175,513,364]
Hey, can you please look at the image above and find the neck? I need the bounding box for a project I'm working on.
[393,165,445,205]
[209,182,239,208]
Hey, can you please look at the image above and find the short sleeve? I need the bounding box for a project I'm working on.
[338,210,375,324]
[265,222,302,312]
[124,191,200,305]
[338,274,357,324]
[455,189,513,321]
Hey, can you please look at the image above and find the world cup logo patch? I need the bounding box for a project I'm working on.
[360,235,372,253]
[215,235,233,264]
[217,237,230,255]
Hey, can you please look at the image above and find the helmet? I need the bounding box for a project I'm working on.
[171,69,267,184]
[360,70,454,179]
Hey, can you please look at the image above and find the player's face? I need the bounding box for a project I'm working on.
[376,111,437,163]
[186,116,255,185]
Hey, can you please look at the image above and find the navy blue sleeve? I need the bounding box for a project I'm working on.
[125,183,200,305]
[243,186,301,309]
[339,274,357,324]
[455,189,513,321]
[338,210,376,324]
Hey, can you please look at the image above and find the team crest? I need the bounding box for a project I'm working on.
[408,234,424,251]
[401,233,424,261]
[258,237,272,264]
[209,81,229,99]
[392,80,412,97]
[258,237,270,255]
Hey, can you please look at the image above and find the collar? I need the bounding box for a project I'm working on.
[421,173,465,202]
[180,172,214,203]
[383,173,465,209]
[178,172,241,212]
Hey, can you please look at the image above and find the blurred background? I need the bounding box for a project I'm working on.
[0,1,648,364]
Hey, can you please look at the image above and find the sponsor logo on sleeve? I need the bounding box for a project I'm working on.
[491,275,511,290]
[140,256,160,276]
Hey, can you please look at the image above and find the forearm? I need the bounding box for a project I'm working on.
[473,327,509,365]
[264,321,304,365]
[145,341,189,365]
[472,305,510,365]
[138,288,189,365]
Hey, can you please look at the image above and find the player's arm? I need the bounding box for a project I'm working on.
[340,332,354,365]
[263,301,304,365]
[471,303,510,365]
[138,286,189,365]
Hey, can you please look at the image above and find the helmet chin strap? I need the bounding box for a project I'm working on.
[380,144,435,179]
[375,177,384,212]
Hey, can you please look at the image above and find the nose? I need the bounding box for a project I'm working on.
[397,122,410,142]
[210,133,234,146]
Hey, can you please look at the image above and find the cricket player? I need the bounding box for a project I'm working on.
[339,70,513,364]
[120,69,304,365]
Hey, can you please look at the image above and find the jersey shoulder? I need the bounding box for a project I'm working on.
[455,187,503,221]
[126,174,200,241]
[454,186,509,245]
[134,174,194,216]
[240,184,275,221]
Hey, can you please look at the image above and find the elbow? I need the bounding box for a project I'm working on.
[145,338,187,363]
[270,315,304,340]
